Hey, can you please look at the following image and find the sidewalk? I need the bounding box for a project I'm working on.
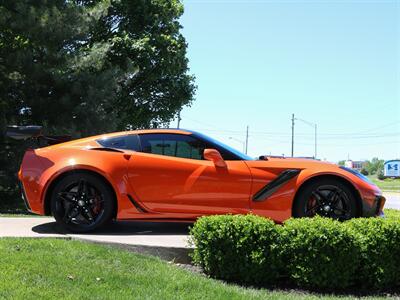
[0,217,192,263]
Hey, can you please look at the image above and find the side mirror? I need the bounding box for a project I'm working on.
[204,149,227,168]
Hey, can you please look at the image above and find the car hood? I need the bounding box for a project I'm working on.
[246,157,339,172]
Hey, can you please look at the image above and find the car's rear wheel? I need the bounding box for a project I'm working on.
[51,173,114,233]
[293,178,358,220]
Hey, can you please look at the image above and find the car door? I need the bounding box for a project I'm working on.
[126,133,252,216]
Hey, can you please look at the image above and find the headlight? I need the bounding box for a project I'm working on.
[339,166,375,185]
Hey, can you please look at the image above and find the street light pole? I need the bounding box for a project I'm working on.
[314,123,317,159]
[295,116,318,159]
[291,114,295,157]
[245,126,249,155]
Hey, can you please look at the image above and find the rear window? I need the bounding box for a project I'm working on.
[97,135,140,151]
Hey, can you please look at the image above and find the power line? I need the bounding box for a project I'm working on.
[291,114,294,157]
[179,116,400,149]
[295,116,317,158]
[245,125,249,155]
[179,124,400,138]
[181,116,217,130]
[189,128,400,138]
[353,120,400,134]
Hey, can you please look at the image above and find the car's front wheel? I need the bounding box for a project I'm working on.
[51,172,114,233]
[293,178,358,220]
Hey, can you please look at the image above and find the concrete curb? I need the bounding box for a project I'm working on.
[71,237,193,264]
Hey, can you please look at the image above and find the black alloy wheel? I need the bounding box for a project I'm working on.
[293,178,358,220]
[51,173,114,232]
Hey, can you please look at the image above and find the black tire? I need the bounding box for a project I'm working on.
[51,172,115,233]
[293,178,358,220]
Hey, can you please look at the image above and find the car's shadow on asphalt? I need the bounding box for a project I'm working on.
[31,220,192,236]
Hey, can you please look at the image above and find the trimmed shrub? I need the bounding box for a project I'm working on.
[280,217,360,289]
[347,217,400,289]
[377,169,385,180]
[190,212,400,290]
[190,214,282,284]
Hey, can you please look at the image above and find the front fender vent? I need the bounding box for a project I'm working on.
[253,169,301,202]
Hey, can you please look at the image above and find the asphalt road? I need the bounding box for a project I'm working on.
[383,192,400,210]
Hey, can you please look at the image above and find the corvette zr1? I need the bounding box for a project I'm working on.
[12,127,385,232]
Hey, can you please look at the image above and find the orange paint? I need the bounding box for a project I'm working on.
[18,129,385,222]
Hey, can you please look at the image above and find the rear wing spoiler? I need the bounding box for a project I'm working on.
[6,125,43,140]
[5,125,72,145]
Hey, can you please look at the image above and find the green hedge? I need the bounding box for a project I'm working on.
[190,210,400,290]
[348,217,400,288]
[280,217,360,289]
[190,214,282,284]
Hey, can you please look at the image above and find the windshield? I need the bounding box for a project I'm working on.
[191,131,254,161]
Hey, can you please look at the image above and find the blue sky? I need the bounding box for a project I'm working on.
[175,0,399,162]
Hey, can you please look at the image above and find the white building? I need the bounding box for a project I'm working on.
[344,160,366,171]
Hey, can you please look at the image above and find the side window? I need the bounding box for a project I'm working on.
[97,135,140,151]
[139,134,205,160]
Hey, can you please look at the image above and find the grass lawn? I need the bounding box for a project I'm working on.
[0,238,396,300]
[0,213,48,217]
[383,208,400,220]
[368,175,400,192]
[0,213,46,217]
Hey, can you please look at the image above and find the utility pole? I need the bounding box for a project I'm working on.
[291,114,295,157]
[177,111,182,129]
[245,126,249,155]
[314,123,317,159]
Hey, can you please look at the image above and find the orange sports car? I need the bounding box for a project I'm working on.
[9,126,385,232]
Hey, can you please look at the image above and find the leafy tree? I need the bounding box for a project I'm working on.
[365,157,385,176]
[377,169,385,180]
[338,160,345,166]
[360,168,369,176]
[0,0,195,211]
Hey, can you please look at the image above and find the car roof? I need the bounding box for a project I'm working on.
[43,128,193,148]
[98,128,193,139]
